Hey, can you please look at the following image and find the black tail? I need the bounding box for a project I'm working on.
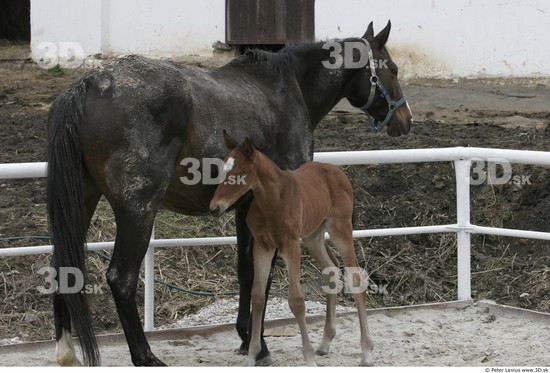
[47,79,100,366]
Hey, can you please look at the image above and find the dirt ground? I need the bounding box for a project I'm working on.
[1,301,549,367]
[0,43,549,354]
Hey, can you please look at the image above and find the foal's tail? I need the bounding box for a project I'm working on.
[47,80,99,366]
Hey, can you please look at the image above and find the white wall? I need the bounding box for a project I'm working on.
[316,0,550,79]
[31,0,550,78]
[106,0,224,57]
[31,0,225,67]
[31,0,103,67]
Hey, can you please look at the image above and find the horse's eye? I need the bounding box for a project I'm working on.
[387,61,398,77]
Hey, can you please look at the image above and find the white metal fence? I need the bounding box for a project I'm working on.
[1,146,550,331]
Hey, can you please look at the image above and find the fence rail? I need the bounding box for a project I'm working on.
[1,147,549,331]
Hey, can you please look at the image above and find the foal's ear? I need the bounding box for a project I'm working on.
[374,20,391,47]
[241,137,256,159]
[222,129,239,150]
[363,21,374,39]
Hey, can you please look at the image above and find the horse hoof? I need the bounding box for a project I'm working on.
[135,354,167,366]
[238,341,249,356]
[359,360,374,367]
[255,353,272,367]
[316,349,329,356]
[238,342,271,365]
[141,359,167,366]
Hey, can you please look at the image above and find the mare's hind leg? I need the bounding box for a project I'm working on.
[235,204,272,365]
[101,155,176,366]
[302,224,339,357]
[106,205,163,366]
[327,219,374,366]
[54,171,102,366]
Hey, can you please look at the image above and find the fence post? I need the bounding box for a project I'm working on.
[144,226,155,331]
[454,159,472,300]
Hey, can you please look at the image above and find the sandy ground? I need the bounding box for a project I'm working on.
[0,300,548,367]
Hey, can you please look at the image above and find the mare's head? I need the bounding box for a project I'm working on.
[209,130,258,216]
[344,21,412,137]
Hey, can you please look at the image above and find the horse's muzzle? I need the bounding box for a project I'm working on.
[209,205,222,217]
[387,104,413,137]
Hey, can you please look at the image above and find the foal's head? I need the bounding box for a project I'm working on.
[209,131,258,216]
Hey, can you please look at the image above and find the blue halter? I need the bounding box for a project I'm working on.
[359,38,408,133]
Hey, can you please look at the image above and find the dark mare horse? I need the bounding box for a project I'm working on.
[47,21,412,366]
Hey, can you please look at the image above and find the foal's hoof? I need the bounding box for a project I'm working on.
[359,360,374,367]
[316,349,329,356]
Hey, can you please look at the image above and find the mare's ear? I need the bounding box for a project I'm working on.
[374,20,391,47]
[362,21,374,39]
[222,129,239,150]
[241,137,256,160]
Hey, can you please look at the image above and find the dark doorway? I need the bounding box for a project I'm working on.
[226,0,315,52]
[0,0,31,41]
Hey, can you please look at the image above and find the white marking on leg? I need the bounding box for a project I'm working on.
[55,328,82,366]
[223,157,235,173]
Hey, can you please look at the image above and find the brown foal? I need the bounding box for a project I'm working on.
[210,131,374,366]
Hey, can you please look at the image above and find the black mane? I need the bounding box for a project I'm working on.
[244,41,324,74]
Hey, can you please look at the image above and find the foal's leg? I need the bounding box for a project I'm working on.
[327,220,374,366]
[235,204,272,364]
[303,226,339,356]
[280,241,316,366]
[247,244,276,366]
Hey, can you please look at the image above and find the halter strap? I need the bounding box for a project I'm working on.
[359,38,408,133]
[364,38,378,110]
